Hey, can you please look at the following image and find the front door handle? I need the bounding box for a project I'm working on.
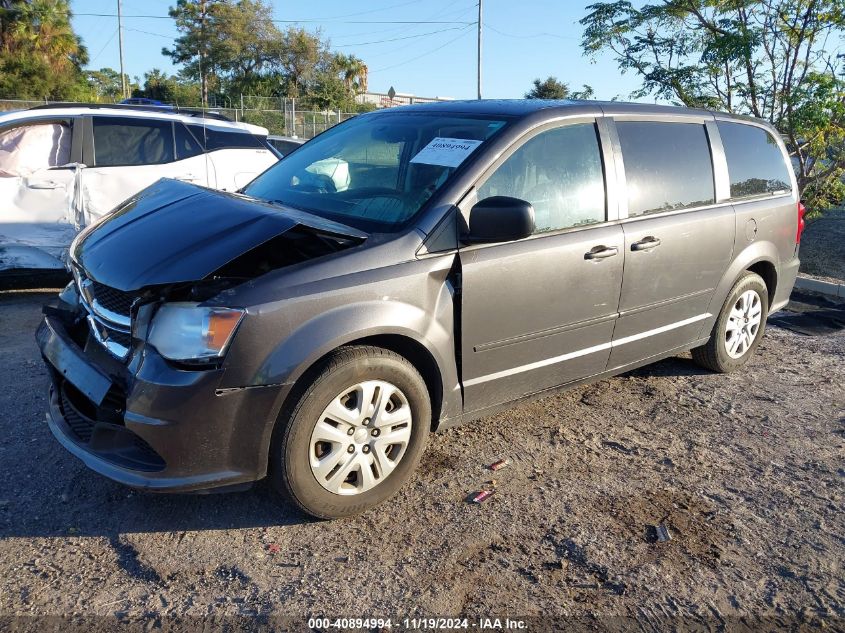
[584,245,619,260]
[631,236,661,251]
[28,180,62,190]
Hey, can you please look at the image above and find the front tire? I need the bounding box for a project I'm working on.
[692,272,769,373]
[269,346,430,519]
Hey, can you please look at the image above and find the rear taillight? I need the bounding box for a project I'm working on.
[796,202,806,244]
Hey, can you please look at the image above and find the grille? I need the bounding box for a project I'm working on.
[57,381,165,471]
[90,281,135,318]
[103,327,131,349]
[132,436,163,465]
[76,270,136,359]
[60,385,95,443]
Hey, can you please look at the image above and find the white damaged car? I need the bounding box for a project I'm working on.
[0,104,279,276]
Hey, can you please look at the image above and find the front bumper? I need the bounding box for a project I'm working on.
[36,309,283,492]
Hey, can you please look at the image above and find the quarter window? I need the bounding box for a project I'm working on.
[268,138,302,156]
[174,123,204,160]
[717,121,792,199]
[477,123,606,233]
[616,121,715,216]
[188,125,265,151]
[93,117,174,167]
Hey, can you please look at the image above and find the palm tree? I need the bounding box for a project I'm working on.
[336,53,368,94]
[4,0,87,71]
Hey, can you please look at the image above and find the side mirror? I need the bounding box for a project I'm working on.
[467,196,535,243]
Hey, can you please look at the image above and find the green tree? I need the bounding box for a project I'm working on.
[86,67,135,101]
[162,1,370,110]
[334,53,368,93]
[215,0,279,94]
[274,26,328,98]
[525,76,594,100]
[0,0,88,99]
[580,0,845,211]
[133,68,201,105]
[526,77,570,99]
[308,53,368,110]
[163,0,225,106]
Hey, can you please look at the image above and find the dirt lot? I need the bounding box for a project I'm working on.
[800,208,845,283]
[0,289,843,632]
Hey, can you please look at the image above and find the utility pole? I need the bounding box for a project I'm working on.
[117,0,127,99]
[477,0,483,100]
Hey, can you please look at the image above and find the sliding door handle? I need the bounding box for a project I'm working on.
[584,245,619,260]
[631,236,661,251]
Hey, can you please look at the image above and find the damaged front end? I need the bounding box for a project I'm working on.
[67,178,365,363]
[36,179,367,490]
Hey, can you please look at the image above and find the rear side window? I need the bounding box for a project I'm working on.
[717,121,792,198]
[188,125,265,151]
[617,121,715,216]
[478,123,606,233]
[174,123,204,160]
[93,117,174,167]
[269,138,302,156]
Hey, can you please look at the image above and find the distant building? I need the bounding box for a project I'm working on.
[355,91,454,109]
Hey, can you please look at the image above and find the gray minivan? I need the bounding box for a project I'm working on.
[37,100,802,518]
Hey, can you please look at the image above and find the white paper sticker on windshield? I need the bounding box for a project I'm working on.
[410,137,483,168]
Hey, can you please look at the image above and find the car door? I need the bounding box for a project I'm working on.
[607,117,735,369]
[188,124,277,191]
[459,119,624,413]
[81,116,210,222]
[0,116,82,270]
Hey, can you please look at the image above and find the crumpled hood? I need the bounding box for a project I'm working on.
[71,179,366,291]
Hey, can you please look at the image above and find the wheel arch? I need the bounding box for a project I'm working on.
[745,259,777,306]
[350,334,444,431]
[275,333,446,433]
[249,300,460,438]
[699,241,780,340]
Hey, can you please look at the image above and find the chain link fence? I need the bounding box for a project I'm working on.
[0,97,359,139]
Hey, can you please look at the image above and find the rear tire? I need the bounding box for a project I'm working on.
[692,272,768,373]
[269,345,430,519]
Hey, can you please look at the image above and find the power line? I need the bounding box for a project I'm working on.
[124,27,173,39]
[122,23,471,50]
[73,12,474,25]
[334,26,467,48]
[370,25,475,73]
[312,0,426,20]
[329,4,477,42]
[485,23,579,41]
[89,28,119,64]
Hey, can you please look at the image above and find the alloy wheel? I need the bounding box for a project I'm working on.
[724,289,763,359]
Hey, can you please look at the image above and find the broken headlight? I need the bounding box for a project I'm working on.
[147,303,244,363]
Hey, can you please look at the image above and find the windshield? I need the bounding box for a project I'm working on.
[243,112,509,232]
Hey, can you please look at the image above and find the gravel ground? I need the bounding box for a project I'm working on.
[0,289,843,631]
[800,209,845,282]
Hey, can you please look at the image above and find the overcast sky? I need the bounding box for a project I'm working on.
[71,0,648,101]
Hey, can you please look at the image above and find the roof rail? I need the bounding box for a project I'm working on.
[27,103,233,122]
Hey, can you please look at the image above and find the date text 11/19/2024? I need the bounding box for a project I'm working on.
[307,617,528,630]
